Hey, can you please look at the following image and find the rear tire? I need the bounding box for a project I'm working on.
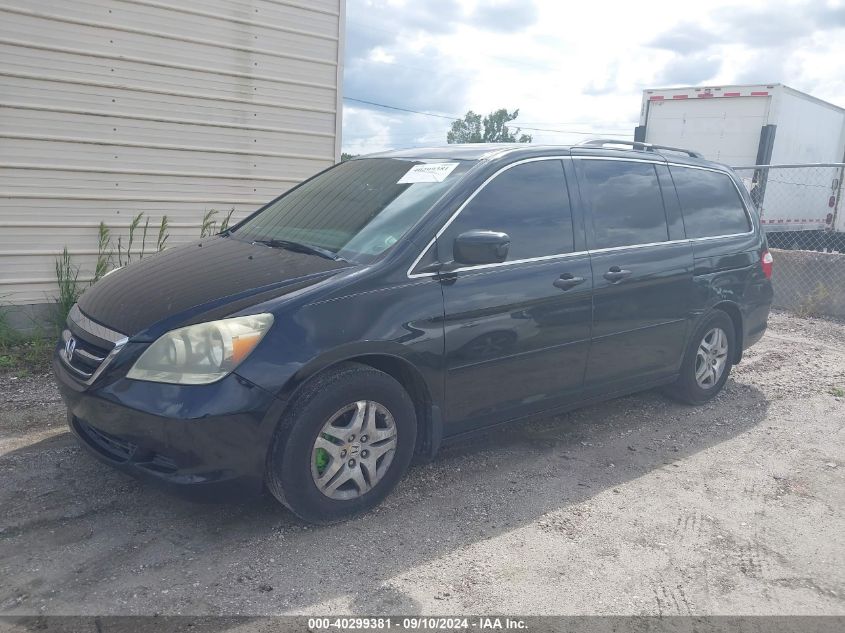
[665,311,736,405]
[266,362,417,524]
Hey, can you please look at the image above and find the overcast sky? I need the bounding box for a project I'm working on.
[341,0,845,154]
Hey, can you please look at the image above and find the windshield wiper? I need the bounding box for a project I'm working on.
[253,238,348,262]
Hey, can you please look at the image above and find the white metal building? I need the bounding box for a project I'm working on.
[0,0,345,315]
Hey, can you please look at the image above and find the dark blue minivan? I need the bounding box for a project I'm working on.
[53,140,773,523]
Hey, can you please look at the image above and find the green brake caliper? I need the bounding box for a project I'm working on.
[314,433,331,474]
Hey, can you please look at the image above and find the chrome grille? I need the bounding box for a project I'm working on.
[60,329,108,379]
[60,305,128,385]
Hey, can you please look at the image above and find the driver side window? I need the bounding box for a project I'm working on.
[439,159,575,263]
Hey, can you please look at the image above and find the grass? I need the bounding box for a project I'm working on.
[54,247,81,332]
[0,307,54,377]
[156,215,169,252]
[0,301,13,348]
[93,221,113,282]
[794,282,831,318]
[0,337,54,377]
[200,207,235,238]
[219,208,235,233]
[830,387,845,398]
[200,209,218,238]
[124,212,143,265]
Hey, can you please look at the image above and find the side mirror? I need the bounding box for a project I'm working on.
[453,230,510,266]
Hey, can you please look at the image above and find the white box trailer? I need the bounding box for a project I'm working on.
[637,84,845,247]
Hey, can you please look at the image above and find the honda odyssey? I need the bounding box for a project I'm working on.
[53,140,774,523]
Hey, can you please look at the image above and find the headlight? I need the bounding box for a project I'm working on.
[126,314,274,385]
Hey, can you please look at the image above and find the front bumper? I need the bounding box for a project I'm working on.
[54,351,284,499]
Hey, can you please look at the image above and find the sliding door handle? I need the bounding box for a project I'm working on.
[603,267,632,282]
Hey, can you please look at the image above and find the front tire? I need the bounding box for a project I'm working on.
[266,362,417,523]
[665,310,736,405]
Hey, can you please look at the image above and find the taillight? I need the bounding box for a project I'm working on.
[761,250,773,279]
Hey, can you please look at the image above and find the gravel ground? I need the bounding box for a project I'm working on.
[0,311,843,616]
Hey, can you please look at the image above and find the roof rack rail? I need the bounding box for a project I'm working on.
[577,138,704,159]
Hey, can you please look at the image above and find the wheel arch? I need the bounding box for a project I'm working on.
[350,354,439,459]
[276,346,442,460]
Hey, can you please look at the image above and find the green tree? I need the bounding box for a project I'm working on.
[340,152,359,161]
[447,108,532,144]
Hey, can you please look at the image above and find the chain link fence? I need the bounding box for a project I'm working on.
[733,163,845,318]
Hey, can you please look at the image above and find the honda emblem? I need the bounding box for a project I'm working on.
[65,336,77,362]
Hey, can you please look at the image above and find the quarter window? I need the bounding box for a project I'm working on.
[670,167,751,238]
[577,160,669,249]
[440,160,575,262]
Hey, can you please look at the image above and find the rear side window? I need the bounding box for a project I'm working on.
[440,160,574,262]
[670,167,751,238]
[577,160,669,249]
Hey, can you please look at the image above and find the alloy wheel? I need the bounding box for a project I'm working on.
[311,400,398,500]
[695,327,729,389]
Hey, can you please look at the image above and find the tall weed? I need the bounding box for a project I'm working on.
[54,247,81,329]
[157,215,169,251]
[93,221,113,282]
[200,209,218,238]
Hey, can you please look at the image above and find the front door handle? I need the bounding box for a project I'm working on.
[553,273,586,290]
[603,266,632,282]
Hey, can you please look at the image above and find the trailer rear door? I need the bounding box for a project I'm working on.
[644,96,771,166]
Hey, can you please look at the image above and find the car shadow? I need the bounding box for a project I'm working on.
[0,381,769,615]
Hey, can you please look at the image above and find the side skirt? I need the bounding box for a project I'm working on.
[438,375,679,446]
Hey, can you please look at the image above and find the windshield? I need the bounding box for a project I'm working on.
[231,158,474,264]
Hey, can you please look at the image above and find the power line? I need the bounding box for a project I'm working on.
[344,97,456,120]
[515,123,633,136]
[343,97,634,137]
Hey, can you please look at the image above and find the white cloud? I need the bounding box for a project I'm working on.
[342,0,845,154]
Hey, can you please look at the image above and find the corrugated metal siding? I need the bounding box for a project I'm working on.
[0,0,344,304]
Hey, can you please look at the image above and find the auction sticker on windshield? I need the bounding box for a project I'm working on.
[398,162,460,183]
